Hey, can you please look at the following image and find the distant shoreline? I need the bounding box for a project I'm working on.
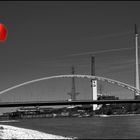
[96,113,140,117]
[1,113,140,121]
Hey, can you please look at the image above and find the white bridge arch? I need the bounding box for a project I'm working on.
[0,74,139,96]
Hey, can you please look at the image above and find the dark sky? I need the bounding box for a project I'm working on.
[0,1,140,112]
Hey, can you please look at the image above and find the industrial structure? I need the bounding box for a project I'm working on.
[135,24,140,99]
[68,66,80,101]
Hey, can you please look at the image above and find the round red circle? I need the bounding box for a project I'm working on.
[0,23,8,42]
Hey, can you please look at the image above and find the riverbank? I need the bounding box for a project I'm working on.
[0,124,75,139]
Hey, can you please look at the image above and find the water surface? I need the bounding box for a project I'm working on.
[1,115,140,139]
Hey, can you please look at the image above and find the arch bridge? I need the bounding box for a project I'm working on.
[0,74,139,96]
[0,74,140,107]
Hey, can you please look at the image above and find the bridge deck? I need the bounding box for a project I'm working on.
[0,100,140,107]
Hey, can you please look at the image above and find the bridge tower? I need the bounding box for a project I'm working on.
[91,56,98,110]
[68,66,80,101]
[135,24,140,98]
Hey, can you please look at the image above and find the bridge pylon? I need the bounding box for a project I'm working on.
[91,56,98,111]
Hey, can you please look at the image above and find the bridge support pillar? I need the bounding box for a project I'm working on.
[91,79,98,111]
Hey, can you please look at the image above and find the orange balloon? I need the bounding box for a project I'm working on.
[0,23,8,42]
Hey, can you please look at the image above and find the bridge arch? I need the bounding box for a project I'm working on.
[0,74,139,96]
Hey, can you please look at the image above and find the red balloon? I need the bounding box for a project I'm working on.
[0,23,8,42]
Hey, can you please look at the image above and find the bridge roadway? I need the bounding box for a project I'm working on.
[0,100,140,107]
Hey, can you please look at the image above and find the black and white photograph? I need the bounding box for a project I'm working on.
[0,1,140,139]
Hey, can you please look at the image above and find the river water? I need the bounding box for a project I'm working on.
[1,115,140,139]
